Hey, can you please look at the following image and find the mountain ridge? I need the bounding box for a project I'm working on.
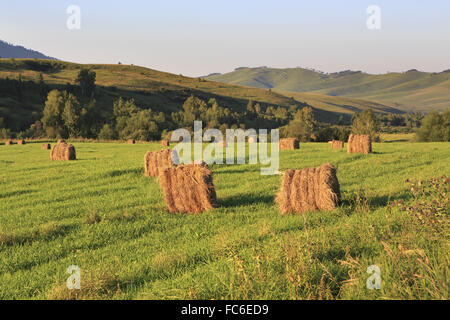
[0,40,56,60]
[205,66,450,112]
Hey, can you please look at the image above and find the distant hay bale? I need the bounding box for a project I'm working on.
[347,134,372,154]
[17,140,26,145]
[276,163,341,214]
[159,164,218,213]
[42,143,51,150]
[57,139,65,144]
[161,139,170,147]
[279,138,299,150]
[330,140,344,149]
[50,142,76,161]
[4,140,13,146]
[144,149,179,177]
[127,139,135,144]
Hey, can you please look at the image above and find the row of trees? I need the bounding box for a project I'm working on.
[1,68,447,142]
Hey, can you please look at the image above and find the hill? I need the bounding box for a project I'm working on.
[206,67,450,112]
[0,59,404,132]
[0,40,56,60]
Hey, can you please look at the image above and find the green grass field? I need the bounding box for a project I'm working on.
[0,141,448,299]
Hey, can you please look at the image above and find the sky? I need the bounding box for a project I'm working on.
[1,0,449,77]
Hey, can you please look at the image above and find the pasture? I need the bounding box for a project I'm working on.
[0,141,448,299]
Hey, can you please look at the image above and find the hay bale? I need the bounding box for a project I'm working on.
[248,137,257,143]
[127,139,135,144]
[330,140,344,149]
[17,140,26,145]
[159,164,218,213]
[42,143,51,150]
[276,163,341,214]
[4,140,13,146]
[50,142,76,161]
[347,134,371,154]
[279,138,299,150]
[161,139,170,147]
[144,149,179,177]
[57,139,65,144]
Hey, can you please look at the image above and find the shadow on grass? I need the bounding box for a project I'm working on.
[219,193,274,208]
[0,189,36,199]
[104,168,142,177]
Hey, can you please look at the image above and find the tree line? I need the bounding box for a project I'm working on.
[0,68,448,142]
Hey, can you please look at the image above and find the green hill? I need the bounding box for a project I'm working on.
[0,59,403,132]
[206,67,450,112]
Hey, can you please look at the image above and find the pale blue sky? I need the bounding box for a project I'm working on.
[1,0,449,76]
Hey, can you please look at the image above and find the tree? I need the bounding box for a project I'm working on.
[42,90,66,137]
[286,107,316,141]
[62,93,82,137]
[75,69,96,97]
[416,110,449,142]
[98,124,116,140]
[351,109,378,136]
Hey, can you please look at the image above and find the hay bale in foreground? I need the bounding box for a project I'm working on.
[347,134,371,154]
[330,140,344,149]
[127,139,135,144]
[4,140,13,146]
[144,149,179,177]
[159,164,218,213]
[161,139,170,147]
[279,138,299,150]
[17,140,26,145]
[276,163,341,214]
[42,143,51,150]
[50,142,76,161]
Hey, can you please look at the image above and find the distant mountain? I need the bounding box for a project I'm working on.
[0,40,56,60]
[206,67,450,112]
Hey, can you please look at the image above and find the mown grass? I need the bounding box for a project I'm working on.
[0,140,448,299]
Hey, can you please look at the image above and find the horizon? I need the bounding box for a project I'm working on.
[1,0,449,77]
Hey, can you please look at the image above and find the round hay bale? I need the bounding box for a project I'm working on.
[42,143,51,150]
[50,142,76,161]
[159,164,218,214]
[127,139,135,144]
[4,140,13,146]
[161,139,170,147]
[144,149,178,177]
[279,138,299,150]
[17,140,26,145]
[276,163,340,214]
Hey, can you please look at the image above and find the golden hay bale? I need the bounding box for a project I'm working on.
[127,139,135,144]
[42,143,51,150]
[279,138,299,150]
[144,149,179,177]
[161,139,170,147]
[50,142,76,161]
[4,140,13,146]
[159,164,218,214]
[276,163,341,214]
[330,140,344,149]
[347,134,371,154]
[17,140,26,145]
